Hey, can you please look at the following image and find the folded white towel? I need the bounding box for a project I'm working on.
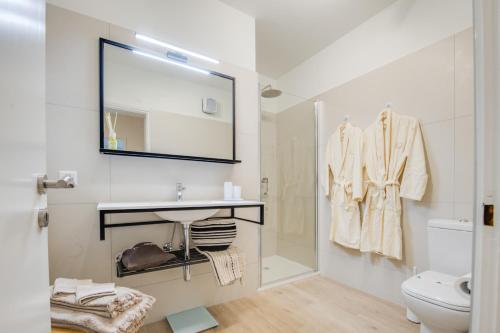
[76,283,116,305]
[51,291,155,333]
[51,286,142,319]
[53,278,92,296]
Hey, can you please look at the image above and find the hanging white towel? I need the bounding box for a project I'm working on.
[197,246,245,286]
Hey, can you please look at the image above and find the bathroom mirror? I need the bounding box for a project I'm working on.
[99,38,238,163]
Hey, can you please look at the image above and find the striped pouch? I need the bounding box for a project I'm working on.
[191,219,237,251]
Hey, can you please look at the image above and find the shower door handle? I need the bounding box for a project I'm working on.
[261,177,269,196]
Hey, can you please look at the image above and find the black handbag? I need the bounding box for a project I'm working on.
[119,242,176,271]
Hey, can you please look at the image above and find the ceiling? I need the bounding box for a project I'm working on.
[220,0,397,78]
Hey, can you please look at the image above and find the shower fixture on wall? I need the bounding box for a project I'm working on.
[261,84,282,98]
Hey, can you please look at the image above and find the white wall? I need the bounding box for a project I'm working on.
[47,0,256,71]
[277,0,472,102]
[46,4,259,324]
[316,29,474,305]
[274,0,473,306]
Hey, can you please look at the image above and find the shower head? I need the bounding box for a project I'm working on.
[261,84,282,98]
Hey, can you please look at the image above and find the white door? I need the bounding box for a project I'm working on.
[471,0,500,332]
[0,0,51,332]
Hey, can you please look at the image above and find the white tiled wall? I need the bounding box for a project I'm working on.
[46,5,259,323]
[317,29,474,305]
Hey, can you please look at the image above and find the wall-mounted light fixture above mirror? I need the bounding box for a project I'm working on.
[99,38,239,164]
[135,33,220,64]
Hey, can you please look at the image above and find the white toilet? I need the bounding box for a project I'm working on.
[401,219,473,333]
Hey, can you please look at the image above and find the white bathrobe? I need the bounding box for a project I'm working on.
[361,109,428,260]
[324,123,363,249]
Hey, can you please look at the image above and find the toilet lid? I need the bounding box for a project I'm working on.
[402,271,470,312]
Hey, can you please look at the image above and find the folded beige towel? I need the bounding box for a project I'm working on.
[197,246,245,286]
[53,278,92,296]
[51,290,155,333]
[51,287,142,319]
[77,283,116,305]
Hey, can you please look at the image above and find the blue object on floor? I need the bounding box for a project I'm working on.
[166,306,219,333]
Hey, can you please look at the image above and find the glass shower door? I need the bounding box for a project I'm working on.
[260,88,317,286]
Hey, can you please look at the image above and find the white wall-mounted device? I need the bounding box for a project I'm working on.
[202,97,219,114]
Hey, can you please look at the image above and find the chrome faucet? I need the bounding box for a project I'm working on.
[176,182,186,201]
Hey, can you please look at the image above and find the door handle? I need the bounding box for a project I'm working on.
[37,174,75,194]
[38,208,49,228]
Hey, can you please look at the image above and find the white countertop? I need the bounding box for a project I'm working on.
[97,200,264,211]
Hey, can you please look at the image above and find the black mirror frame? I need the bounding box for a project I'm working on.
[99,38,240,164]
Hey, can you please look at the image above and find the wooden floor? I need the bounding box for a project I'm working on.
[140,276,419,333]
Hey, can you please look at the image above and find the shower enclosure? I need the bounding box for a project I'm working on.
[259,85,317,286]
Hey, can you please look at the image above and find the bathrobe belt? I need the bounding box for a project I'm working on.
[370,180,400,206]
[334,180,352,204]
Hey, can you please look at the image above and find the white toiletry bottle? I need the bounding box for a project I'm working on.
[233,186,242,200]
[224,182,233,200]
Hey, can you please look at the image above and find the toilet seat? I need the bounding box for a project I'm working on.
[402,271,470,312]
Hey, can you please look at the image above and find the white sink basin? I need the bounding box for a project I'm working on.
[155,208,219,223]
[97,199,263,224]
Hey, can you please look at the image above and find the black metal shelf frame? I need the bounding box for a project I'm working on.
[99,204,264,241]
[116,248,209,278]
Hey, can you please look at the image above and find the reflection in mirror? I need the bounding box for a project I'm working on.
[100,39,236,162]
